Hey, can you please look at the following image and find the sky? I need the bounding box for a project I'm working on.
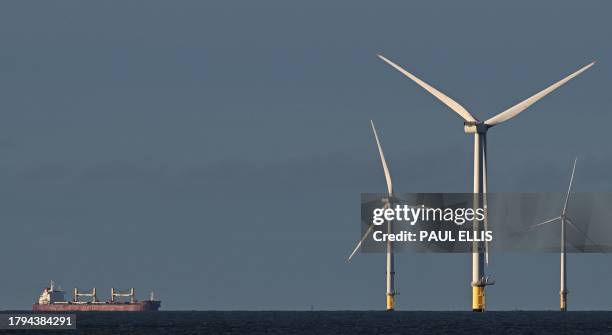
[0,0,611,310]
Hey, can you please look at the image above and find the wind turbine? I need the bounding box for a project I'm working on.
[378,54,594,311]
[529,158,603,311]
[348,120,396,311]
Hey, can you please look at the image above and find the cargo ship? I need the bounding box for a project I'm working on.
[32,281,161,312]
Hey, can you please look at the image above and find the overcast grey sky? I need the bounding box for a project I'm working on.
[1,1,611,310]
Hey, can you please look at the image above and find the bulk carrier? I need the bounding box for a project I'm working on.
[32,281,161,312]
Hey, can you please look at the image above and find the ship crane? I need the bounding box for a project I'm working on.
[111,288,136,303]
[73,287,98,303]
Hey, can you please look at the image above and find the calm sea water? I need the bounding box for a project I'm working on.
[3,311,612,334]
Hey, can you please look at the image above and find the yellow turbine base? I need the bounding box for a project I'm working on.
[386,295,394,311]
[472,286,485,312]
[560,293,567,311]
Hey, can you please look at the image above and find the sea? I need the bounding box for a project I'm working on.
[2,311,612,334]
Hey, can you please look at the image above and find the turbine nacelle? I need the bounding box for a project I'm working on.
[463,122,489,134]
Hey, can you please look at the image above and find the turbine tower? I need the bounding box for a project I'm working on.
[348,120,396,311]
[529,158,603,311]
[378,54,594,311]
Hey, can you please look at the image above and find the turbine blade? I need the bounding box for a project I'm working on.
[566,217,604,253]
[485,61,595,126]
[370,120,393,195]
[562,158,578,215]
[347,225,374,262]
[528,216,562,231]
[377,54,477,122]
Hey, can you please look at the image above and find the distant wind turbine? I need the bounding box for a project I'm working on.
[529,158,603,311]
[378,54,594,311]
[347,120,396,311]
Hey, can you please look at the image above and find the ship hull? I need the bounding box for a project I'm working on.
[33,301,160,312]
